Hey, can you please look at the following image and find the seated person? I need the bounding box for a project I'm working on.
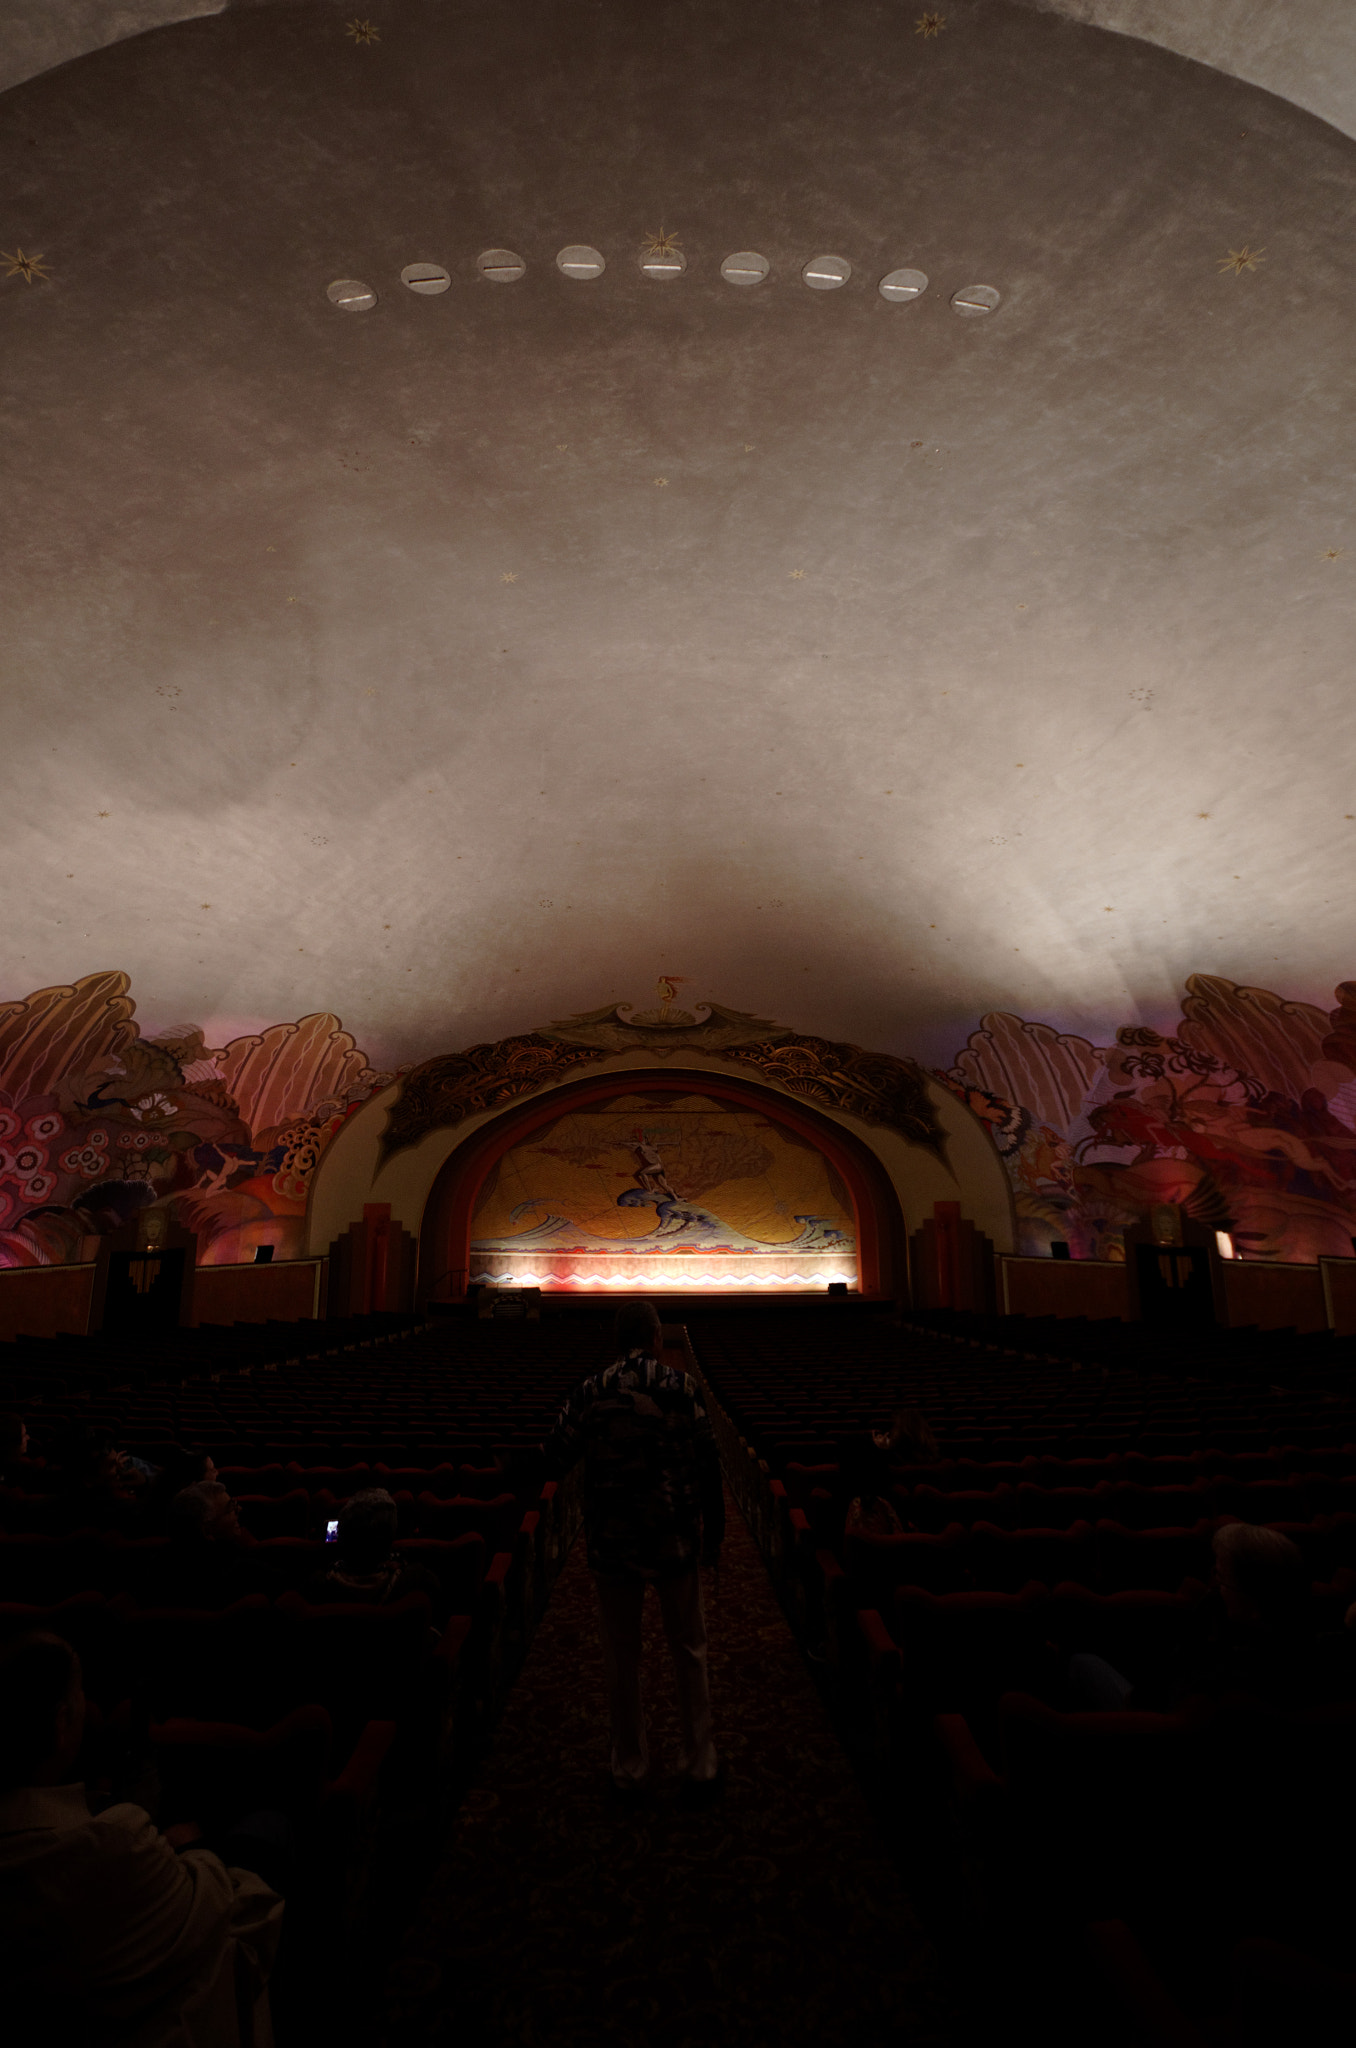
[840,1438,904,1539]
[160,1481,255,1609]
[1071,1524,1355,1711]
[303,1488,442,1613]
[138,1448,218,1536]
[0,1631,283,2042]
[872,1407,940,1464]
[0,1412,42,1490]
[56,1430,145,1534]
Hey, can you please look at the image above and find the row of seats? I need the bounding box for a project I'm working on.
[690,1311,1356,2046]
[0,1310,426,1401]
[0,1589,470,1757]
[909,1303,1356,1386]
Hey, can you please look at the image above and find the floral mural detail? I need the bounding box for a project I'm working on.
[4,966,1356,1272]
[940,975,1356,1263]
[0,973,393,1269]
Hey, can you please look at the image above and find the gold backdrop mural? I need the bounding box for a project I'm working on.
[469,1092,858,1290]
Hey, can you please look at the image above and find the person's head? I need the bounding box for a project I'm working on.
[0,1413,28,1463]
[1213,1522,1307,1626]
[0,1632,85,1790]
[887,1409,939,1463]
[70,1431,123,1485]
[336,1488,398,1571]
[167,1480,241,1546]
[613,1299,662,1357]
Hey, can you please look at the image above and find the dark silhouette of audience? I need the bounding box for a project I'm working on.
[839,1436,903,1538]
[0,1411,38,1489]
[138,1448,218,1535]
[0,1630,283,2042]
[872,1407,940,1464]
[1071,1523,1356,1712]
[303,1488,442,1613]
[161,1480,255,1609]
[56,1430,145,1534]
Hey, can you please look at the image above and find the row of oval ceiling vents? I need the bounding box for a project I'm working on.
[327,248,1002,315]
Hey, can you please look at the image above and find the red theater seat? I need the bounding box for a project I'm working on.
[1095,1520,1219,1594]
[1015,1483,1110,1530]
[114,1597,284,1725]
[415,1492,520,1552]
[968,1520,1095,1594]
[235,1490,310,1540]
[844,1525,969,1600]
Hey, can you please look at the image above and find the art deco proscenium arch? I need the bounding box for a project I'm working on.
[379,1001,948,1165]
[416,1065,909,1301]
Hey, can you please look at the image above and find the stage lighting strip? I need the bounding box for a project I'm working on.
[473,1270,858,1289]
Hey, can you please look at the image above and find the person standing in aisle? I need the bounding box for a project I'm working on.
[547,1298,725,1805]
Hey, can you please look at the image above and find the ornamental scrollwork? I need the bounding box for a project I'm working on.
[719,1034,947,1160]
[379,1008,947,1163]
[379,1034,609,1160]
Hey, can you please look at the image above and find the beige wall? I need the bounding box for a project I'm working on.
[305,1048,1016,1282]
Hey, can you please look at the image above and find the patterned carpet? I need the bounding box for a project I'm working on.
[385,1487,955,2048]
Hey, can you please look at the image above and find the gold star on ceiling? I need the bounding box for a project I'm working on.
[789,569,805,579]
[643,230,682,257]
[1218,245,1264,276]
[2,247,51,284]
[1321,548,1343,561]
[501,572,517,583]
[915,13,945,37]
[654,477,668,487]
[345,19,380,44]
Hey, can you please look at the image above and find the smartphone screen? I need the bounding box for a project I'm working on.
[325,1519,339,1544]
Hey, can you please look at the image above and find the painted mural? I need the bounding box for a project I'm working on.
[469,1091,858,1290]
[940,976,1356,1264]
[0,972,393,1268]
[4,967,1356,1278]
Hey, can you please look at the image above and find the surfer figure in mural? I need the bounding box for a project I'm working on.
[630,1130,678,1202]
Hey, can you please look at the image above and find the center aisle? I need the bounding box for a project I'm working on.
[389,1483,955,2048]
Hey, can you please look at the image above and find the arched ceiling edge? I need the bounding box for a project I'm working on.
[4,2,1355,143]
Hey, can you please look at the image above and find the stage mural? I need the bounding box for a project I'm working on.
[0,971,393,1269]
[469,1091,858,1290]
[4,968,1356,1276]
[940,976,1356,1265]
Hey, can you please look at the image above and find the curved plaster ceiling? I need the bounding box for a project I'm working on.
[2,0,1355,1070]
[5,0,1356,140]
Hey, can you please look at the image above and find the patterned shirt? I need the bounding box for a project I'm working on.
[547,1350,726,1582]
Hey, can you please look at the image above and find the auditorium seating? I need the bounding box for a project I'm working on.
[6,1297,1354,2040]
[687,1306,1356,2036]
[0,1305,612,1943]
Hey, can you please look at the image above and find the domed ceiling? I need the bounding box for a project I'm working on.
[2,0,1353,1085]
